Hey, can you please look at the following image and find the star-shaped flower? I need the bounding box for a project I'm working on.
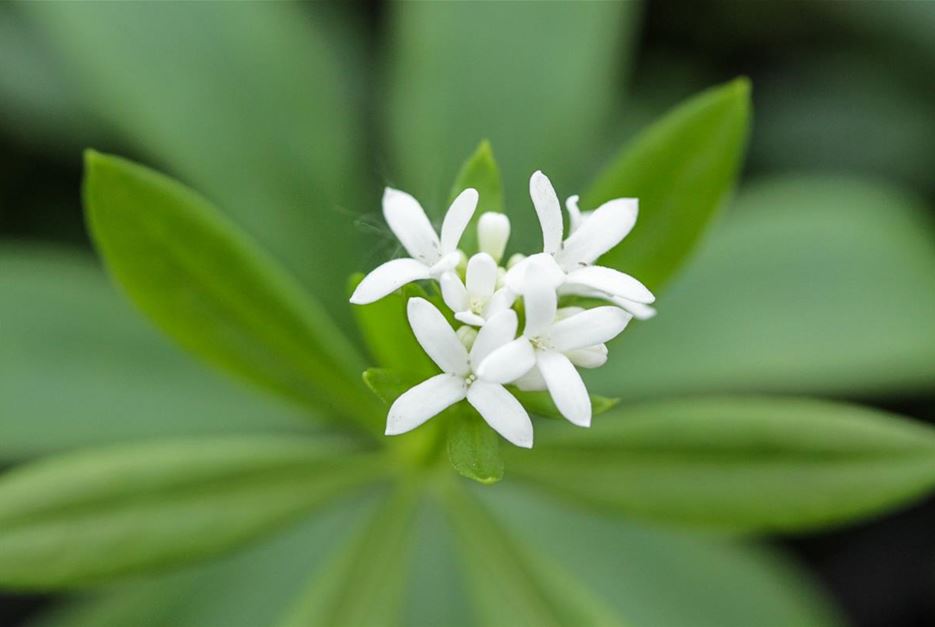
[385,298,535,448]
[504,171,655,316]
[480,259,631,427]
[440,252,516,327]
[350,187,478,305]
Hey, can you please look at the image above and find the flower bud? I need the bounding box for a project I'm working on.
[456,325,478,350]
[477,212,510,263]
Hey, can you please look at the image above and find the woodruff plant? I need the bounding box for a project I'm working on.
[3,80,935,626]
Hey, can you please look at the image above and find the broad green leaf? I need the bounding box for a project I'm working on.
[582,78,752,291]
[442,483,627,626]
[448,140,505,255]
[386,1,639,251]
[279,486,418,627]
[0,436,386,588]
[22,2,368,325]
[590,176,935,399]
[483,484,842,627]
[447,408,504,485]
[0,245,310,460]
[29,491,382,627]
[349,275,436,378]
[507,397,935,533]
[84,152,380,431]
[512,388,619,420]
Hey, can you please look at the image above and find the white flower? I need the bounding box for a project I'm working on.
[440,252,516,327]
[480,259,631,427]
[350,187,478,305]
[504,171,655,315]
[385,298,535,448]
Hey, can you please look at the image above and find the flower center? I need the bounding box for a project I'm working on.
[465,373,477,386]
[468,296,485,314]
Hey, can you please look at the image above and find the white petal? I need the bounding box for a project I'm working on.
[566,344,608,369]
[613,296,657,320]
[477,212,510,262]
[383,188,440,264]
[465,252,497,300]
[522,262,558,338]
[514,366,547,391]
[565,265,655,304]
[440,272,469,312]
[547,306,632,352]
[429,251,462,278]
[529,170,563,254]
[537,350,591,427]
[466,381,533,448]
[476,337,536,384]
[454,311,487,327]
[470,309,518,366]
[350,258,430,305]
[407,298,470,375]
[504,252,566,295]
[483,288,516,319]
[565,195,584,233]
[440,187,478,254]
[386,373,466,435]
[555,306,585,321]
[556,198,638,269]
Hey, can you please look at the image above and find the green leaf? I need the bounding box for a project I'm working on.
[512,388,619,420]
[447,408,504,485]
[582,78,752,291]
[441,484,627,626]
[0,436,386,588]
[0,245,310,460]
[589,175,935,399]
[84,152,380,431]
[507,397,935,533]
[22,2,367,326]
[279,486,418,627]
[483,484,842,627]
[448,140,505,255]
[386,1,639,251]
[349,275,437,378]
[28,492,382,627]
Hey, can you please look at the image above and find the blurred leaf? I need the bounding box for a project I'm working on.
[582,78,752,291]
[0,436,385,588]
[753,58,934,193]
[84,152,380,431]
[507,397,935,533]
[22,2,367,324]
[349,275,437,378]
[279,486,418,627]
[442,484,626,626]
[590,175,935,399]
[386,1,639,251]
[512,388,618,420]
[483,484,843,627]
[0,245,311,460]
[447,408,504,485]
[29,491,382,627]
[448,140,504,254]
[0,6,101,147]
[402,496,473,627]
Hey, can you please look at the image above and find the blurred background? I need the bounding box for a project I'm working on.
[1,1,933,626]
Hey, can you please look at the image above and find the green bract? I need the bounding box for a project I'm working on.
[2,49,934,625]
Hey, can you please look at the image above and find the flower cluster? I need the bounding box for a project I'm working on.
[350,171,655,448]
